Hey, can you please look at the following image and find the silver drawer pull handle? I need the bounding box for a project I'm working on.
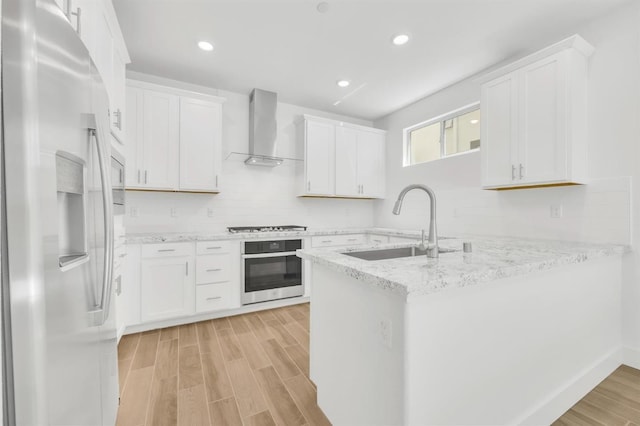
[158,249,175,252]
[207,246,222,250]
[206,296,222,301]
[206,268,222,272]
[119,253,127,258]
[347,238,357,241]
[321,240,332,243]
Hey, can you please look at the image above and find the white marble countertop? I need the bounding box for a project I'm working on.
[296,236,629,300]
[125,227,424,244]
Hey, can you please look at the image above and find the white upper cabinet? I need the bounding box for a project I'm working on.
[110,42,128,142]
[479,35,593,189]
[357,130,385,198]
[335,127,385,198]
[141,90,180,190]
[124,87,143,188]
[125,80,226,192]
[179,98,223,192]
[125,85,179,190]
[335,127,358,196]
[481,74,518,187]
[299,115,386,198]
[304,119,335,196]
[58,0,130,143]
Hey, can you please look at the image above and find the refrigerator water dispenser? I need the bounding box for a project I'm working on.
[56,153,88,268]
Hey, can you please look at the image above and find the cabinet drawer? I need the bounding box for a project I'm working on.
[196,282,232,313]
[114,245,127,269]
[311,234,366,248]
[141,242,193,258]
[196,240,232,255]
[388,236,420,243]
[196,254,231,285]
[368,235,390,245]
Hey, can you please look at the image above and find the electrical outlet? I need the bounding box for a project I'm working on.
[170,208,178,217]
[550,204,563,218]
[207,208,214,218]
[379,319,392,349]
[130,207,138,218]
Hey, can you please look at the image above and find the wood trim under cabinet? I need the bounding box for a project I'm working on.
[125,188,220,194]
[484,182,583,191]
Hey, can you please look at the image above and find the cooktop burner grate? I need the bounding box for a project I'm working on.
[227,225,308,233]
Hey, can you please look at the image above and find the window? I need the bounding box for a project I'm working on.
[404,104,480,166]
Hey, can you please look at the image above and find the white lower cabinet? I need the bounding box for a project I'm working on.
[196,283,233,313]
[139,243,195,323]
[123,240,240,328]
[388,236,420,243]
[368,234,390,245]
[195,240,241,313]
[311,234,367,248]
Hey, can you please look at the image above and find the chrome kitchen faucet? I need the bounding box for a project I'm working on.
[392,184,439,258]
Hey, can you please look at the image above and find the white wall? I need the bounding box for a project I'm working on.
[124,72,376,233]
[374,2,640,346]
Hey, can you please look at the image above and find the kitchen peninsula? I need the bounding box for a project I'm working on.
[298,237,627,425]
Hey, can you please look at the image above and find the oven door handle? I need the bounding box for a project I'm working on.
[242,251,298,259]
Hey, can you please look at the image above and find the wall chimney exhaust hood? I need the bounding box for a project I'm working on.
[246,89,283,167]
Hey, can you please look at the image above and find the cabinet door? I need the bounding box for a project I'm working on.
[124,87,143,188]
[110,49,127,142]
[481,74,518,188]
[93,6,114,106]
[518,52,568,184]
[140,256,194,322]
[141,90,179,190]
[69,0,96,57]
[305,120,335,195]
[179,98,222,192]
[335,126,358,197]
[357,130,385,198]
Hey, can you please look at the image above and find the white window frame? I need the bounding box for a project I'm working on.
[403,101,480,167]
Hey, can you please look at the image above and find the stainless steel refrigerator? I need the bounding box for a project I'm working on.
[1,0,119,424]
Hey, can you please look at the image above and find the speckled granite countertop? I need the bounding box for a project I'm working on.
[296,236,628,300]
[125,228,424,244]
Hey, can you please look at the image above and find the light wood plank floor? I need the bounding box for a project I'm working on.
[118,302,640,426]
[554,365,640,426]
[116,303,330,426]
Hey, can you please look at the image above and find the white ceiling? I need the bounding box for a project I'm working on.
[113,0,630,120]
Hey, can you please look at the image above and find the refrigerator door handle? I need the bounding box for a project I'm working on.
[88,122,114,326]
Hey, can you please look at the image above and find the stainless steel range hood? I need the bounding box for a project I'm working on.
[246,89,283,167]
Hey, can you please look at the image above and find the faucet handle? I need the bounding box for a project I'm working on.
[418,229,427,251]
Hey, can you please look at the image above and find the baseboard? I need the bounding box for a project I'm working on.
[123,296,310,335]
[517,347,622,425]
[621,346,640,370]
[117,325,126,343]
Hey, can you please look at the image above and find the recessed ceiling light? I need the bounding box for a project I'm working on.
[317,1,329,13]
[470,119,479,124]
[198,41,214,51]
[337,80,350,88]
[391,34,410,46]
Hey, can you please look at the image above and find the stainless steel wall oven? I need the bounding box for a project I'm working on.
[241,239,304,305]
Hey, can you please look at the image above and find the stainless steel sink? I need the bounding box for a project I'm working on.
[343,246,457,261]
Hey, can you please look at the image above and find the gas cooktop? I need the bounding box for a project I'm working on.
[227,225,308,234]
